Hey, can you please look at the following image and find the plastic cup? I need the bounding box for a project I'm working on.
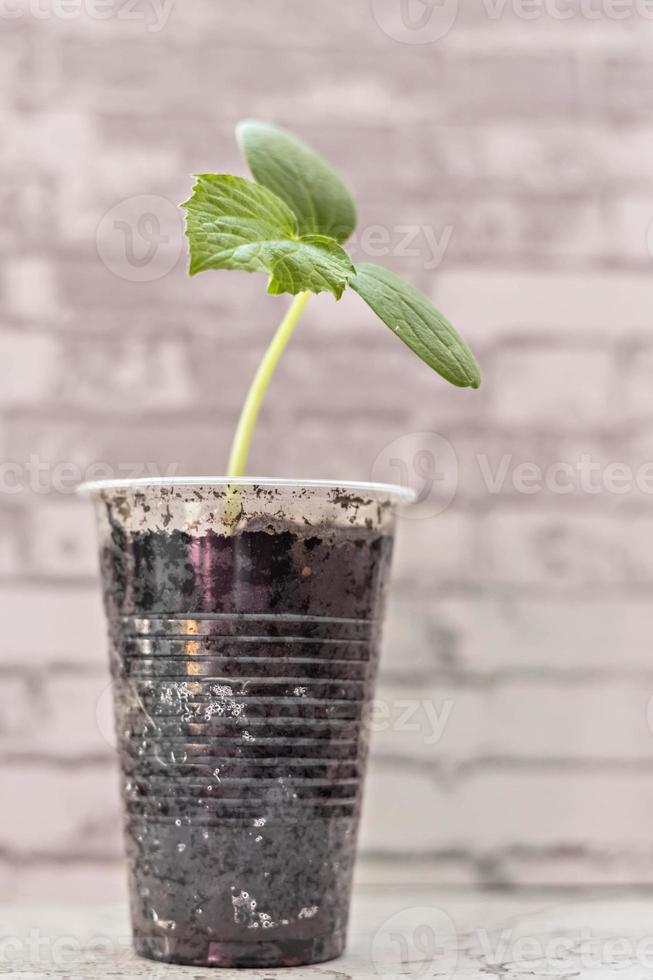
[79,478,411,968]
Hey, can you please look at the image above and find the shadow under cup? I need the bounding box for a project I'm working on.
[80,478,410,968]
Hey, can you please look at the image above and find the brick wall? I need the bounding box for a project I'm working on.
[2,0,653,898]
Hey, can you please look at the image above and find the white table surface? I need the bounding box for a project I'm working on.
[2,887,653,978]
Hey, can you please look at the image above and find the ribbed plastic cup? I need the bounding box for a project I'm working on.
[79,477,412,968]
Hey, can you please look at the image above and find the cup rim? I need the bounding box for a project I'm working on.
[76,475,417,503]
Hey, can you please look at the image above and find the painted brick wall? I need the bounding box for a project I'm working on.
[2,0,653,898]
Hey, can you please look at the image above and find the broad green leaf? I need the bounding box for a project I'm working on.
[182,174,354,298]
[350,263,481,388]
[237,120,357,244]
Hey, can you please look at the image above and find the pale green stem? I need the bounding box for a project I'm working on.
[226,291,312,477]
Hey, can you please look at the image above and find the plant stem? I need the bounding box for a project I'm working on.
[226,290,312,477]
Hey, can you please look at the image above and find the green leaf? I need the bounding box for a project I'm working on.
[237,120,357,244]
[181,174,355,298]
[350,263,481,389]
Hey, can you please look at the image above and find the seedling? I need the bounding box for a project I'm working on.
[182,121,480,477]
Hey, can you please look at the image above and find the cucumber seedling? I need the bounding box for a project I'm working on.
[182,121,480,477]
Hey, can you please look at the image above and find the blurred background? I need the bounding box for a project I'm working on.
[3,0,653,901]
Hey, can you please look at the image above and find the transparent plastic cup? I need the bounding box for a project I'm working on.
[79,478,412,968]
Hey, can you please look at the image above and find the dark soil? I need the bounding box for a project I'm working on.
[101,522,393,967]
